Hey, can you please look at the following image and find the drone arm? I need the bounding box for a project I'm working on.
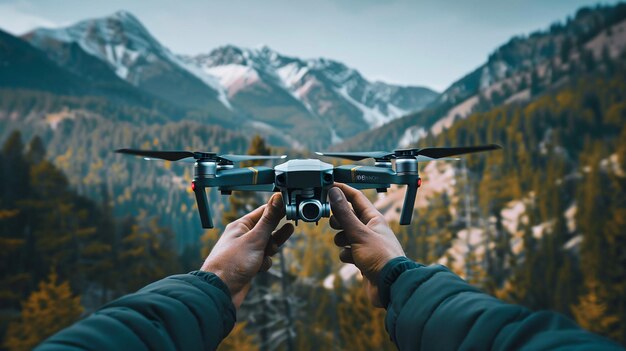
[193,184,213,229]
[333,165,395,184]
[209,167,275,187]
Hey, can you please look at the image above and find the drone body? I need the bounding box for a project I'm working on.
[116,144,501,229]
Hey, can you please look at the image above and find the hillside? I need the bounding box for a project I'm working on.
[335,3,626,151]
[425,63,626,342]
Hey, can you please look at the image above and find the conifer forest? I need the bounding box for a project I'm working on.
[1,2,626,350]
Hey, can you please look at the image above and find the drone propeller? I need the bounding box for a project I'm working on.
[314,151,394,161]
[316,144,501,161]
[397,144,502,158]
[116,149,195,161]
[414,155,460,162]
[220,154,287,162]
[116,149,286,163]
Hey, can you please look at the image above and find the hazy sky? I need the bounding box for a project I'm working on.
[0,0,620,91]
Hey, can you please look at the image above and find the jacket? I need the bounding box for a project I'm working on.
[378,257,623,350]
[36,271,235,350]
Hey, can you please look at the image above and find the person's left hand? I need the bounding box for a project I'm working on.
[201,193,293,308]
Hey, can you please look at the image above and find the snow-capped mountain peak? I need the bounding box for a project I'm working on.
[25,11,231,111]
[27,10,160,80]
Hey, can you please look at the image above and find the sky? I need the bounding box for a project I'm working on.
[0,0,621,91]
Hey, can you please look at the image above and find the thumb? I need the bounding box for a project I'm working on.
[329,187,367,242]
[248,194,285,242]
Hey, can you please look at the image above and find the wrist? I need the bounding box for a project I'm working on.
[377,257,422,308]
[200,263,235,296]
[188,270,233,300]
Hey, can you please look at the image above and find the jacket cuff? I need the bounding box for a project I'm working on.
[188,270,232,299]
[377,257,422,308]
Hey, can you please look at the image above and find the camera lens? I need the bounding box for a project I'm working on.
[299,200,322,222]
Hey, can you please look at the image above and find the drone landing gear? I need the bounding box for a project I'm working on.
[192,182,213,229]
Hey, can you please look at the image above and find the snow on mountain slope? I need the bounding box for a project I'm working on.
[183,45,439,132]
[25,11,231,112]
[23,10,438,146]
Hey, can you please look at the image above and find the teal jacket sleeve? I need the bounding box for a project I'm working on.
[378,257,623,350]
[36,271,236,351]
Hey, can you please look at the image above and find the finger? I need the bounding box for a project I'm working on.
[329,215,343,230]
[333,183,382,224]
[328,187,367,242]
[248,193,285,241]
[339,247,355,264]
[234,204,268,231]
[265,223,294,256]
[259,256,272,272]
[334,231,350,247]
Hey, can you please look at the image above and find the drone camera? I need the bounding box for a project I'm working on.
[298,199,329,222]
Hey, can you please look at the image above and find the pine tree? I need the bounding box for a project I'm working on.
[3,270,83,351]
[118,215,180,292]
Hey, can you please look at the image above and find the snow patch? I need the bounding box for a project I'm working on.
[532,221,554,239]
[322,264,361,289]
[438,228,486,276]
[564,235,583,251]
[205,64,260,97]
[565,203,577,233]
[176,57,232,109]
[335,86,392,128]
[431,95,479,135]
[276,63,309,88]
[501,200,526,235]
[387,103,409,119]
[600,153,625,177]
[398,126,426,148]
[329,127,343,144]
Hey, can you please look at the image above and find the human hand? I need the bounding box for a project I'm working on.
[201,193,293,308]
[329,183,405,307]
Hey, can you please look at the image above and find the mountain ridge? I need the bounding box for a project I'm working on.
[21,11,439,148]
[334,2,626,152]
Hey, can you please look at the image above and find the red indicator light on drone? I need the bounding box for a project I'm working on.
[191,182,196,191]
[417,178,422,187]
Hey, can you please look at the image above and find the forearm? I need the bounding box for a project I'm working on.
[379,257,621,350]
[36,271,236,351]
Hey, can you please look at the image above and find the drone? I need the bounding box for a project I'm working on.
[115,144,501,228]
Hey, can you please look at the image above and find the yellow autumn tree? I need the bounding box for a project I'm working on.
[3,270,83,351]
[572,278,619,336]
[338,282,394,351]
[218,322,259,351]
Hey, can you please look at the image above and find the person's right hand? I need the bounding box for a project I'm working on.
[329,183,405,307]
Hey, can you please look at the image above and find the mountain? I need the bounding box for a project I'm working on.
[0,28,183,115]
[335,3,626,151]
[22,11,438,148]
[0,29,86,94]
[182,45,438,142]
[23,11,233,117]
